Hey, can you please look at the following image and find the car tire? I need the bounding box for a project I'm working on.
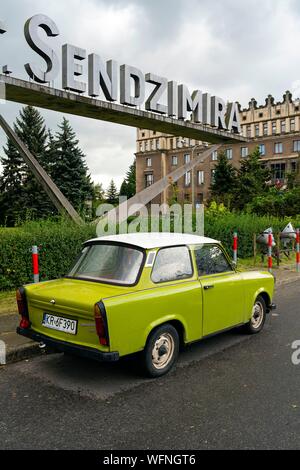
[244,295,267,334]
[142,324,179,378]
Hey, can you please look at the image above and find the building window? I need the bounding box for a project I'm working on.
[145,141,148,151]
[196,193,204,204]
[263,122,268,136]
[247,126,251,138]
[156,139,160,150]
[171,155,178,166]
[212,150,218,161]
[146,157,152,167]
[290,118,295,132]
[255,125,259,137]
[271,163,286,181]
[226,148,233,160]
[258,144,266,156]
[293,140,300,152]
[184,154,191,164]
[197,170,204,185]
[241,147,248,158]
[281,120,286,133]
[274,142,283,154]
[176,138,180,148]
[184,194,190,202]
[141,132,145,137]
[184,171,191,187]
[272,121,277,135]
[150,140,154,150]
[291,161,297,172]
[211,169,216,183]
[139,142,144,152]
[145,173,154,187]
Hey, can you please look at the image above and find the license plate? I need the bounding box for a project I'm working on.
[42,313,77,335]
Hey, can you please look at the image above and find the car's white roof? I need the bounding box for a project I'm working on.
[86,232,219,249]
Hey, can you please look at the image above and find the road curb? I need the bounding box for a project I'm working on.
[6,341,41,364]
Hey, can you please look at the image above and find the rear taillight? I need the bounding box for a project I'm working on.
[16,287,30,329]
[94,301,109,346]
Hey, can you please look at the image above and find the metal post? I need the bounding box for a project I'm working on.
[253,233,257,266]
[32,245,39,283]
[296,229,300,273]
[233,232,238,266]
[268,231,273,273]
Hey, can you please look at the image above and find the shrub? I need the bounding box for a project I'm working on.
[0,219,95,290]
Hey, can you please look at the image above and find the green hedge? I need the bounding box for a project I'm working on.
[204,212,300,258]
[0,220,95,290]
[1,214,300,291]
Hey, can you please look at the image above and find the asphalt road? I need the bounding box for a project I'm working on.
[0,282,299,450]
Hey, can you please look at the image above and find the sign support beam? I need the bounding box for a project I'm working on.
[97,144,222,226]
[0,75,247,144]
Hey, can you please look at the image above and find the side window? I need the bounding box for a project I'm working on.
[195,245,233,276]
[151,246,193,283]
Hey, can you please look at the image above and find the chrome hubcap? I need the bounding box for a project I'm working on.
[251,301,264,329]
[152,333,174,370]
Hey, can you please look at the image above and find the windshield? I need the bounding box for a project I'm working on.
[68,243,144,285]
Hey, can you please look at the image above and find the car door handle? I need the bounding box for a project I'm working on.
[204,285,214,290]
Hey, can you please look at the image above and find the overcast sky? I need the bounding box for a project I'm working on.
[1,0,300,189]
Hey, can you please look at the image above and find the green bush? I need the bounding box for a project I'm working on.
[204,212,300,258]
[0,219,95,290]
[1,213,300,291]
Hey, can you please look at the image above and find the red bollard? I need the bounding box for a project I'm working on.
[296,229,300,273]
[233,232,238,265]
[32,245,39,283]
[268,232,273,273]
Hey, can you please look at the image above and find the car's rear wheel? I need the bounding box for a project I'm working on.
[142,324,179,378]
[244,295,267,334]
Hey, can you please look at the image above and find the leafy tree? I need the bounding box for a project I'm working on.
[210,151,237,207]
[92,182,105,216]
[232,147,271,211]
[106,179,119,205]
[119,159,136,199]
[49,117,93,212]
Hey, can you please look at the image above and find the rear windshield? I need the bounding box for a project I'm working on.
[68,243,144,286]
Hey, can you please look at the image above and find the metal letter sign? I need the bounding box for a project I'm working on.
[24,14,59,83]
[0,13,242,133]
[0,20,6,34]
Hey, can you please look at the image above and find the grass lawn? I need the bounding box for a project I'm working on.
[238,252,296,271]
[0,290,17,315]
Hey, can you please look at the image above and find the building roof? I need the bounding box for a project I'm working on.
[86,232,219,249]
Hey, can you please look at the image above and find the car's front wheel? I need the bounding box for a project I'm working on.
[244,295,267,334]
[142,324,179,378]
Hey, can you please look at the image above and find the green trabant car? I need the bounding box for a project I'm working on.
[17,233,276,377]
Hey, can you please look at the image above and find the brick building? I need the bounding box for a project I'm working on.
[135,91,300,205]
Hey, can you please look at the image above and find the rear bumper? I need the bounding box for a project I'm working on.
[16,327,119,362]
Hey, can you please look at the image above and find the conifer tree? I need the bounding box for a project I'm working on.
[232,147,271,210]
[106,179,119,205]
[0,106,54,225]
[210,151,237,206]
[49,117,93,211]
[120,159,136,199]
